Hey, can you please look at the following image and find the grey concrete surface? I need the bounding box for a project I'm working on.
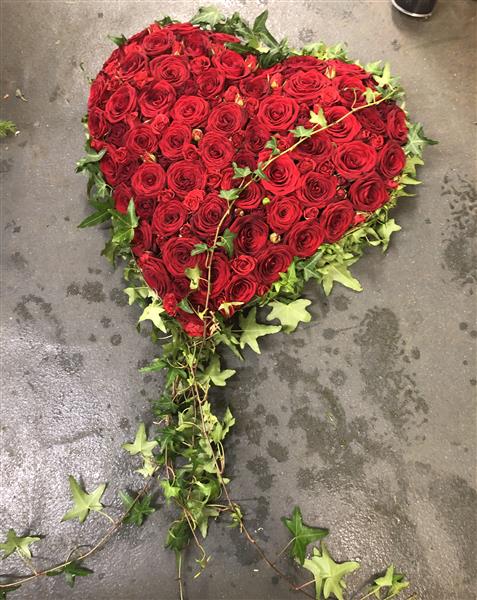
[1,1,476,599]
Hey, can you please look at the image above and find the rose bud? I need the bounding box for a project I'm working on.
[192,128,203,142]
[270,73,283,88]
[336,187,347,199]
[269,232,281,244]
[262,197,271,206]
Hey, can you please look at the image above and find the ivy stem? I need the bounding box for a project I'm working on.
[176,551,184,600]
[97,510,116,525]
[0,480,154,591]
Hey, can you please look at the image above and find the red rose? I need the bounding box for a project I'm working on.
[118,46,147,82]
[142,30,175,56]
[132,221,153,256]
[88,107,109,139]
[244,119,271,153]
[319,200,354,243]
[161,236,201,277]
[184,189,205,211]
[257,95,299,131]
[182,30,210,57]
[255,244,293,284]
[100,149,138,186]
[333,75,366,108]
[349,175,388,212]
[235,181,264,211]
[112,182,132,213]
[230,215,269,255]
[239,74,271,100]
[138,81,176,118]
[191,196,229,239]
[166,160,206,197]
[385,105,408,144]
[208,102,246,135]
[171,95,209,127]
[190,55,211,75]
[134,195,157,219]
[281,55,325,75]
[297,172,337,208]
[199,132,234,170]
[131,162,166,197]
[267,196,302,233]
[294,131,332,162]
[125,124,158,156]
[356,106,386,135]
[104,83,137,123]
[286,220,324,258]
[163,292,178,316]
[377,141,406,179]
[138,255,171,297]
[205,252,230,298]
[177,312,204,337]
[150,55,190,88]
[197,68,226,98]
[107,120,130,146]
[212,49,251,80]
[152,199,188,237]
[283,69,329,101]
[325,105,362,143]
[261,154,300,195]
[333,141,377,180]
[225,275,257,304]
[159,123,192,159]
[231,254,256,275]
[88,73,107,109]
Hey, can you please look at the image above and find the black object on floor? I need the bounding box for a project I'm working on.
[392,0,437,18]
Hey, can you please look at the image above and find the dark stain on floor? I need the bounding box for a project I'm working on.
[67,280,106,302]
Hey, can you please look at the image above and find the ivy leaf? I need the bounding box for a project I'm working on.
[191,242,208,256]
[122,422,158,458]
[0,120,17,138]
[290,126,315,138]
[373,62,392,88]
[265,137,280,155]
[0,529,40,560]
[190,6,225,27]
[75,148,106,173]
[62,476,106,523]
[135,456,157,479]
[266,299,312,333]
[252,9,279,48]
[108,33,127,46]
[119,492,155,526]
[160,480,182,504]
[405,122,437,158]
[216,228,236,257]
[300,249,325,282]
[78,208,111,228]
[138,300,167,333]
[309,107,327,128]
[123,286,149,305]
[253,164,269,180]
[0,585,20,598]
[166,519,192,553]
[201,354,236,387]
[185,265,201,290]
[219,187,241,201]
[302,544,360,600]
[282,507,328,565]
[369,565,410,599]
[178,297,194,314]
[378,219,401,252]
[232,162,252,179]
[47,561,93,588]
[364,87,380,104]
[318,262,362,296]
[239,307,281,354]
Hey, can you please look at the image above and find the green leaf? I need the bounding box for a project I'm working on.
[138,300,167,333]
[75,148,106,173]
[252,9,279,48]
[282,507,328,565]
[300,250,325,282]
[405,122,437,158]
[253,165,269,180]
[0,120,17,138]
[373,62,391,88]
[120,492,155,526]
[0,529,40,560]
[166,519,191,553]
[178,297,194,314]
[201,354,236,387]
[302,543,360,600]
[239,307,281,354]
[266,299,312,333]
[122,422,158,458]
[318,262,362,296]
[123,286,149,305]
[191,243,208,256]
[290,126,315,139]
[0,585,21,598]
[62,476,107,523]
[135,456,157,479]
[108,33,127,46]
[190,6,224,27]
[378,219,401,252]
[185,265,201,290]
[139,357,167,373]
[264,137,280,155]
[364,87,380,104]
[219,188,241,201]
[232,162,252,179]
[216,228,236,258]
[78,208,111,228]
[309,108,327,128]
[47,561,93,588]
[368,565,411,599]
[160,480,182,503]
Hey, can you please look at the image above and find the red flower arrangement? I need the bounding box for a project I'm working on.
[86,21,408,336]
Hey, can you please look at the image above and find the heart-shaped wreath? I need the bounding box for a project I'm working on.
[0,7,436,600]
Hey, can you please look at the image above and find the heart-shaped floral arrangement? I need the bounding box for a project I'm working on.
[86,18,409,337]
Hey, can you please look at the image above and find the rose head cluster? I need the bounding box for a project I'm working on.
[87,21,408,336]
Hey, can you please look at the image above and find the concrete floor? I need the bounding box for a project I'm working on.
[1,1,476,599]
